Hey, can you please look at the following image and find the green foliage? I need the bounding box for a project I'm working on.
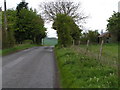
[15,1,46,44]
[53,14,81,47]
[80,30,99,44]
[53,14,73,47]
[69,18,82,45]
[2,30,8,49]
[1,44,38,56]
[55,46,118,88]
[2,10,16,49]
[80,32,88,44]
[7,10,16,47]
[87,30,99,43]
[2,1,46,49]
[107,12,120,42]
[23,40,33,44]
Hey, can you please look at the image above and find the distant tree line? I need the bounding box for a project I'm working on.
[2,1,46,49]
[80,30,99,44]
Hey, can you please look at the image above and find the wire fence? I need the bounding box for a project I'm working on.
[72,40,118,69]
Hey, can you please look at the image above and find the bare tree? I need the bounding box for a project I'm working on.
[39,0,87,24]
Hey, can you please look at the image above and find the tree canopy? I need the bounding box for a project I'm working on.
[80,30,99,44]
[39,0,87,24]
[53,14,82,47]
[107,12,120,42]
[15,1,46,44]
[2,1,46,49]
[2,9,16,49]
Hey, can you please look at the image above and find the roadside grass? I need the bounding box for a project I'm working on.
[1,44,39,56]
[55,45,118,88]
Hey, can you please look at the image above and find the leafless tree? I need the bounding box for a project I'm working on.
[39,0,87,24]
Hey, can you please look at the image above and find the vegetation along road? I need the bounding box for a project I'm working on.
[3,46,59,88]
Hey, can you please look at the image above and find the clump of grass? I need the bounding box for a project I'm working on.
[55,46,118,88]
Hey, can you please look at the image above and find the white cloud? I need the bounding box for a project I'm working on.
[45,22,57,38]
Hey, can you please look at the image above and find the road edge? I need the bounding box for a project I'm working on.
[53,47,60,88]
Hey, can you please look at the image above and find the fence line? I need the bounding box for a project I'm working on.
[78,40,117,68]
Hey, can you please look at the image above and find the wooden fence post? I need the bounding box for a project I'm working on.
[98,40,104,60]
[85,40,89,54]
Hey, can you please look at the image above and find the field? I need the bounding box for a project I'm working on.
[55,44,118,88]
[43,37,58,46]
[77,44,118,68]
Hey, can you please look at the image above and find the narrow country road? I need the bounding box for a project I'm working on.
[2,46,59,88]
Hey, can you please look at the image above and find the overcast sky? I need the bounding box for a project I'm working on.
[0,0,119,38]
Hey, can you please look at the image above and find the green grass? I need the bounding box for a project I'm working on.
[1,44,39,56]
[55,45,118,88]
[43,37,58,46]
[80,43,118,58]
[78,43,118,68]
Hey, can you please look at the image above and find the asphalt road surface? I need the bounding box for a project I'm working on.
[2,46,59,88]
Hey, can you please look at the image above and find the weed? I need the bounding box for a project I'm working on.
[55,45,118,88]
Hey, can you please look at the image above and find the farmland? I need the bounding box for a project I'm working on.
[77,43,118,68]
[55,44,118,88]
[43,37,58,46]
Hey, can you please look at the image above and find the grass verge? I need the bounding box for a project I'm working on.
[1,44,39,56]
[55,46,118,88]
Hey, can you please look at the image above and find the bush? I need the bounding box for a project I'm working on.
[53,14,81,47]
[53,14,73,47]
